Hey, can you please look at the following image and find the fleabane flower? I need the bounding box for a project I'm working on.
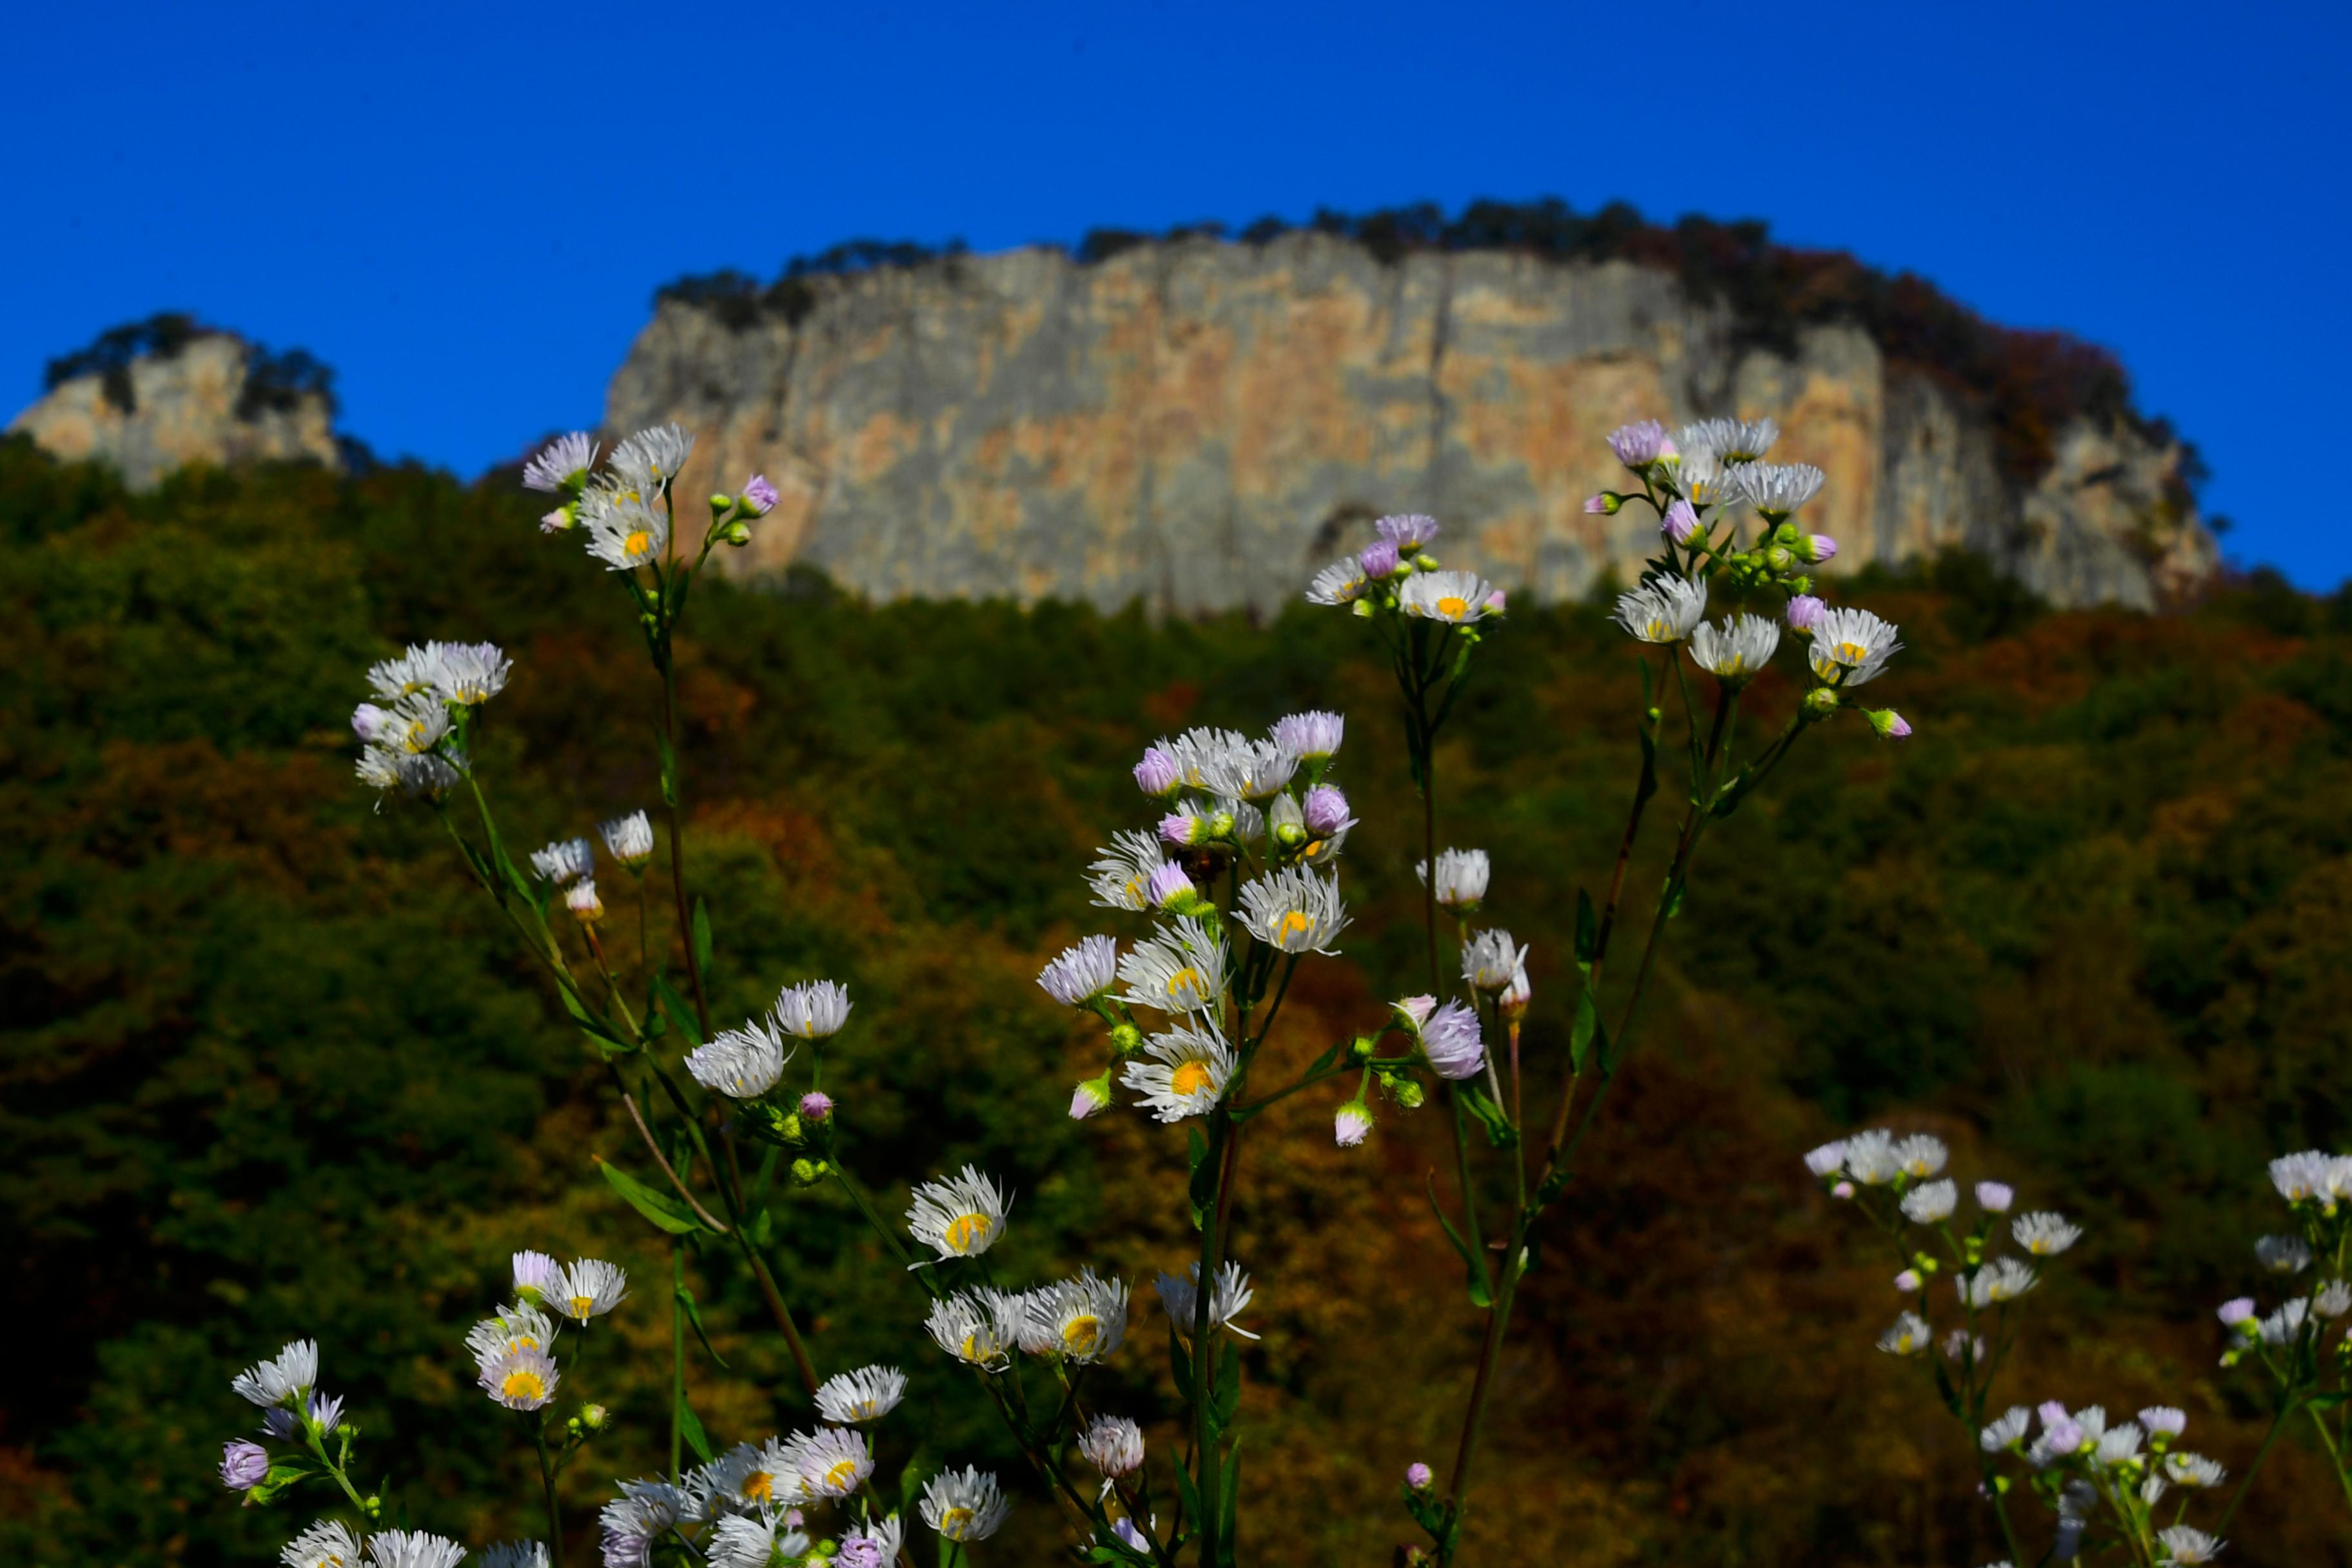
[1021,1269,1130,1363]
[1122,1023,1237,1122]
[233,1340,320,1408]
[1419,847,1489,911]
[685,1017,792,1099]
[1155,1259,1257,1340]
[740,475,779,515]
[1360,538,1400,578]
[1306,558,1370,606]
[513,1250,564,1300]
[1732,462,1826,518]
[1117,919,1228,1014]
[908,1167,1014,1260]
[1785,594,1827,632]
[1133,743,1182,797]
[834,1515,903,1568]
[920,1467,1010,1543]
[1079,1415,1145,1476]
[2255,1233,2313,1273]
[220,1439,270,1491]
[2012,1213,2082,1257]
[1892,1133,1948,1178]
[2157,1526,2223,1565]
[2164,1453,2226,1487]
[531,837,594,885]
[556,1259,629,1321]
[1840,1130,1897,1186]
[926,1289,1019,1367]
[582,491,670,571]
[2257,1299,2309,1346]
[1612,576,1707,643]
[1900,1179,1957,1224]
[366,1531,469,1568]
[564,879,603,923]
[1678,416,1779,465]
[773,979,852,1040]
[1300,784,1355,839]
[1975,1181,2015,1213]
[1807,607,1903,687]
[480,1346,560,1410]
[1462,928,1525,992]
[466,1302,557,1367]
[1400,569,1498,625]
[787,1427,874,1501]
[706,1515,785,1568]
[1416,1001,1485,1080]
[600,810,656,868]
[1803,1141,1847,1178]
[522,433,598,494]
[1607,419,1671,468]
[1039,935,1120,1006]
[431,642,511,706]
[1661,498,1700,545]
[1088,830,1174,912]
[1237,866,1349,954]
[368,645,449,701]
[1335,1101,1374,1146]
[2140,1406,2187,1438]
[1965,1258,2038,1306]
[1273,710,1345,763]
[1689,614,1781,681]
[1376,513,1440,553]
[1981,1407,2031,1451]
[282,1520,364,1568]
[611,423,696,491]
[1070,1074,1113,1119]
[1876,1311,1932,1356]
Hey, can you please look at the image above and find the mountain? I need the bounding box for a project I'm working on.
[609,210,2218,611]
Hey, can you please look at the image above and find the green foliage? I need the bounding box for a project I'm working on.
[0,433,2344,1563]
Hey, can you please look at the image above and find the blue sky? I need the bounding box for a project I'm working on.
[8,1,2346,583]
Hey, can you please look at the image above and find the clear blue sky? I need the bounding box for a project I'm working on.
[7,1,2346,583]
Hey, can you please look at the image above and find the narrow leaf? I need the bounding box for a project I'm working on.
[1217,1440,1242,1560]
[598,1158,706,1235]
[1211,1340,1241,1431]
[676,1285,730,1369]
[1569,988,1603,1074]
[1166,1318,1194,1402]
[652,974,703,1048]
[1424,1174,1493,1308]
[1172,1460,1204,1535]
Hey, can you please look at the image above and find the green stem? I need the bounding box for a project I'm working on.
[534,1422,565,1568]
[2215,1399,2292,1534]
[669,1243,685,1484]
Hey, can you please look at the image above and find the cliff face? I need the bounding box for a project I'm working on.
[609,235,2217,612]
[10,334,339,489]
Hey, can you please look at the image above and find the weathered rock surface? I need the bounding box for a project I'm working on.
[10,334,338,490]
[609,234,2217,612]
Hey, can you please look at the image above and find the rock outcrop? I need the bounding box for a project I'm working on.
[608,234,2217,612]
[11,328,339,489]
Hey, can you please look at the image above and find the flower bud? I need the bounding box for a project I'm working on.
[1349,1034,1377,1061]
[798,1091,834,1122]
[1786,594,1826,632]
[790,1157,823,1186]
[540,505,576,534]
[1661,499,1698,545]
[1766,545,1795,573]
[742,474,779,516]
[1975,1181,2013,1212]
[1406,1462,1433,1490]
[723,521,753,546]
[2217,1297,2255,1326]
[1803,687,1842,719]
[1070,1074,1113,1120]
[1109,1021,1144,1056]
[565,879,605,924]
[1831,1180,1855,1200]
[1302,785,1351,838]
[1865,709,1913,740]
[709,493,736,514]
[582,1403,609,1430]
[776,1112,805,1145]
[1391,1079,1426,1110]
[1800,534,1838,564]
[1894,1269,1921,1293]
[1360,538,1401,578]
[1335,1101,1373,1147]
[1583,492,1622,515]
[220,1440,270,1491]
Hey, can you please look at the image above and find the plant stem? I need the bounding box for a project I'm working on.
[670,1243,685,1484]
[534,1423,565,1568]
[657,647,712,1036]
[2215,1400,2291,1534]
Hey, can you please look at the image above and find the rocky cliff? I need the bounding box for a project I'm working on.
[11,320,340,489]
[609,232,2217,612]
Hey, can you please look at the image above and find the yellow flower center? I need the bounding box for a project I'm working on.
[743,1470,774,1504]
[502,1368,546,1403]
[1171,1059,1216,1098]
[1277,910,1313,944]
[944,1213,992,1253]
[1436,595,1468,618]
[1062,1315,1102,1355]
[1834,640,1869,663]
[1166,965,1202,1001]
[940,1507,975,1540]
[960,1331,989,1362]
[1643,617,1671,640]
[569,1295,596,1317]
[623,529,652,559]
[821,1458,860,1492]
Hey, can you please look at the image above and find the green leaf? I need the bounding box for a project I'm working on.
[1217,1440,1242,1562]
[1660,876,1685,923]
[1166,1317,1194,1402]
[1569,988,1604,1074]
[597,1159,707,1235]
[2305,1390,2351,1411]
[1574,888,1598,970]
[652,974,703,1047]
[691,896,713,980]
[1459,1081,1517,1148]
[676,1284,730,1369]
[1304,1041,1342,1079]
[1424,1174,1493,1308]
[556,984,623,1045]
[747,1208,773,1248]
[657,729,678,809]
[1211,1339,1241,1432]
[1173,1458,1204,1536]
[896,1445,937,1513]
[676,1396,713,1465]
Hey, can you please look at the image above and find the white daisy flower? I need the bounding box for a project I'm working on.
[232,1339,320,1407]
[1612,577,1708,643]
[1840,1130,1899,1186]
[1689,614,1781,681]
[1807,607,1903,687]
[600,1479,693,1563]
[1122,1023,1237,1122]
[1078,1414,1145,1476]
[2271,1150,2331,1200]
[2157,1525,2222,1564]
[1730,461,1825,516]
[381,695,452,756]
[907,1166,1013,1260]
[366,645,449,701]
[522,433,599,494]
[531,837,594,885]
[556,1258,629,1320]
[920,1467,1010,1543]
[1305,558,1370,606]
[479,1345,560,1410]
[1876,1312,1931,1355]
[1418,848,1489,910]
[1237,866,1349,954]
[2012,1213,2082,1257]
[1273,710,1345,763]
[582,490,670,572]
[685,1017,791,1099]
[2254,1233,2312,1273]
[816,1365,907,1424]
[2095,1423,2144,1467]
[1039,935,1120,1006]
[1019,1270,1130,1363]
[1900,1179,1958,1224]
[2257,1298,2309,1346]
[706,1513,783,1568]
[476,1542,549,1568]
[1979,1406,2032,1451]
[925,1289,1018,1367]
[2139,1406,2187,1438]
[564,877,604,923]
[466,1303,557,1369]
[1117,918,1228,1014]
[1803,1141,1847,1178]
[281,1520,363,1568]
[787,1426,874,1501]
[429,641,511,707]
[1154,1259,1257,1340]
[1415,1000,1485,1081]
[1678,451,1741,509]
[365,1531,468,1568]
[1965,1258,2038,1307]
[611,423,697,491]
[1892,1134,1948,1178]
[772,979,853,1040]
[1088,829,1173,912]
[698,1441,792,1514]
[2163,1452,2226,1487]
[1398,569,1498,625]
[1678,416,1779,465]
[2317,1279,2352,1318]
[600,810,656,867]
[1462,928,1525,992]
[1975,1181,2015,1213]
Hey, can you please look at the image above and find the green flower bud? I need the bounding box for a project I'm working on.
[709,493,736,514]
[724,521,753,546]
[778,1112,805,1146]
[1393,1079,1426,1110]
[1350,1035,1377,1062]
[581,1403,609,1430]
[1109,1021,1144,1056]
[1803,687,1842,719]
[1772,520,1801,545]
[790,1157,823,1186]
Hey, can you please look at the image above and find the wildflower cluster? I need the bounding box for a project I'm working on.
[2211,1150,2352,1511]
[351,640,511,798]
[1975,1402,2229,1566]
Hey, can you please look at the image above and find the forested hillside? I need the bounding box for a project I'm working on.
[3,436,2346,1565]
